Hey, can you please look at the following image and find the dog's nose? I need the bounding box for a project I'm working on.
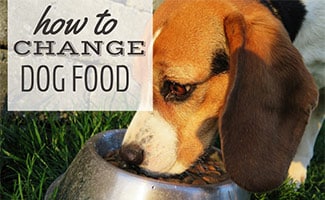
[120,144,144,165]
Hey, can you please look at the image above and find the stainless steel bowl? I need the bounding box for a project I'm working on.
[45,129,250,200]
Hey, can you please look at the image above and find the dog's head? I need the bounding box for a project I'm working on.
[121,0,318,192]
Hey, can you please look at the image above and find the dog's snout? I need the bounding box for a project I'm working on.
[120,144,144,165]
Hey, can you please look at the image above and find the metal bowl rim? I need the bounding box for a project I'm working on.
[95,129,235,189]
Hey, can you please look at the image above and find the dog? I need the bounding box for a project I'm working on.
[120,0,324,192]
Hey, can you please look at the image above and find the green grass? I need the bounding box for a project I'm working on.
[0,111,324,199]
[0,111,134,199]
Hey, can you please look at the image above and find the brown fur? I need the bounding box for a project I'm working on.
[153,0,318,192]
[221,11,318,191]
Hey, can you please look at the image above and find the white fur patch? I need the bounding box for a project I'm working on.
[290,0,325,186]
[293,0,325,88]
[288,161,307,186]
[137,27,163,111]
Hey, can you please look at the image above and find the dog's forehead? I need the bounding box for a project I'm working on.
[153,3,227,83]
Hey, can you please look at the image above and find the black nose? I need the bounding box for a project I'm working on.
[120,144,144,165]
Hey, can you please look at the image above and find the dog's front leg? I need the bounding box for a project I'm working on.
[288,88,324,185]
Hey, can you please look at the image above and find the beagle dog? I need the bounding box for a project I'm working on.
[121,0,323,192]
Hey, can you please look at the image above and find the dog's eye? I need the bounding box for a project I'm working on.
[161,81,195,102]
[170,83,187,96]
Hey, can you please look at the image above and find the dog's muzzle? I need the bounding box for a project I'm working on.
[120,143,144,166]
[119,111,187,175]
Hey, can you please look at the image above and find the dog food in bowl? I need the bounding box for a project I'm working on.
[104,147,229,185]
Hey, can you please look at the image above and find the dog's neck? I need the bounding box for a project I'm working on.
[260,0,307,41]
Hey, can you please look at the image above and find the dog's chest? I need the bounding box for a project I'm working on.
[292,0,325,88]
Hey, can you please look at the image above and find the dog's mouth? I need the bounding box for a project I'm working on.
[119,142,187,175]
[120,111,220,177]
[105,146,228,185]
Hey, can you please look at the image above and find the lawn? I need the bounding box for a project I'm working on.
[0,111,324,199]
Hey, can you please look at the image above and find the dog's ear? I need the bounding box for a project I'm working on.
[219,12,318,192]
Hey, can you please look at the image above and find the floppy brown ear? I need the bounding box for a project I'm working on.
[219,12,318,192]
